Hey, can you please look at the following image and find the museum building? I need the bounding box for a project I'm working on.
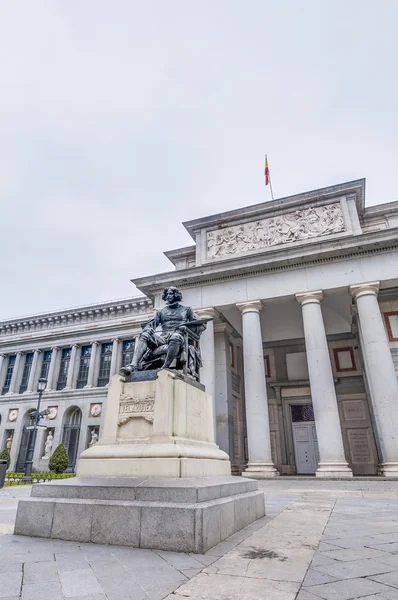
[1,178,398,478]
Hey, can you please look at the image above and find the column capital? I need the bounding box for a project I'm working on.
[111,338,121,344]
[295,290,323,306]
[16,351,24,356]
[71,343,80,348]
[90,341,100,347]
[214,322,234,335]
[195,307,219,320]
[236,300,263,314]
[350,281,380,300]
[50,346,59,351]
[34,349,42,354]
[0,353,7,358]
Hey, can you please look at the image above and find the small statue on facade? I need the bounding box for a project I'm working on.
[43,431,53,459]
[121,286,206,381]
[6,433,13,451]
[89,429,99,447]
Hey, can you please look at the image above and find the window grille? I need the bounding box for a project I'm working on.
[97,342,112,387]
[2,355,16,395]
[121,340,135,368]
[76,346,91,389]
[57,348,72,391]
[40,350,52,380]
[19,353,34,394]
[291,404,314,423]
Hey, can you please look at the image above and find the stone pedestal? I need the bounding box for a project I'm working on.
[15,476,265,553]
[77,370,230,478]
[15,369,265,552]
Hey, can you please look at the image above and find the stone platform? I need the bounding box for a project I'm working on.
[14,476,265,553]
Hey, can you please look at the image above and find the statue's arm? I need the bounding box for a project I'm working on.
[141,310,160,331]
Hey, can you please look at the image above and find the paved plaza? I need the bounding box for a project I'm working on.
[2,481,398,599]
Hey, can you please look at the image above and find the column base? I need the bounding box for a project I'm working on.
[242,463,279,479]
[316,462,353,479]
[379,462,398,478]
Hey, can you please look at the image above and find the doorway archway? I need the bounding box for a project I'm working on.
[15,409,35,472]
[62,407,82,472]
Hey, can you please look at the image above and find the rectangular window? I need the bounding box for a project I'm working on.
[333,347,356,372]
[2,355,16,395]
[19,352,34,394]
[97,342,112,387]
[76,345,91,389]
[121,340,135,368]
[57,348,71,391]
[40,350,52,380]
[385,311,398,341]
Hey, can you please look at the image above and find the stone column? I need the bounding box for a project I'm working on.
[236,300,278,478]
[65,344,79,390]
[7,352,23,394]
[46,347,59,391]
[296,290,352,478]
[214,323,234,457]
[350,281,398,477]
[85,342,99,388]
[26,349,41,392]
[110,338,120,377]
[195,308,217,439]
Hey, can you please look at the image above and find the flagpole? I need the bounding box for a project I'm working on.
[269,174,274,201]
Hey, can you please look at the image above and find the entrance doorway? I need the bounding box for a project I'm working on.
[291,404,320,474]
[62,407,82,472]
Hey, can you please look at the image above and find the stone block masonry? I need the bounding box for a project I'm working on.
[14,476,265,554]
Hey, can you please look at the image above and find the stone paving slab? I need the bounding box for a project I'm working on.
[4,481,398,598]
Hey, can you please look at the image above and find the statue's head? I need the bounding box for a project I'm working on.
[162,286,182,306]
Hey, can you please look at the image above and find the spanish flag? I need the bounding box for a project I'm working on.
[264,155,270,186]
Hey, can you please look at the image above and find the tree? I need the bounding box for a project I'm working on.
[0,448,11,469]
[48,444,69,474]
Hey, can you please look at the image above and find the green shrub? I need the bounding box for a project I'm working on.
[0,448,10,469]
[5,472,75,480]
[48,444,69,474]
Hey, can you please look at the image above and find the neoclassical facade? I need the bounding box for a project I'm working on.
[1,178,398,477]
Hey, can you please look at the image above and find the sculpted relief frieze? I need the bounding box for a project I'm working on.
[118,392,155,425]
[206,202,345,260]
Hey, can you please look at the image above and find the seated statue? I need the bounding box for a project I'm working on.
[121,286,206,381]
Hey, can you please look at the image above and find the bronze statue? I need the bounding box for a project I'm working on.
[121,287,206,381]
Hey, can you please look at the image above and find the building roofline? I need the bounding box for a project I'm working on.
[182,178,366,239]
[0,294,152,327]
[133,225,398,297]
[163,245,196,265]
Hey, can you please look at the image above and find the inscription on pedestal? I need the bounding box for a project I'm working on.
[347,428,372,463]
[118,392,155,425]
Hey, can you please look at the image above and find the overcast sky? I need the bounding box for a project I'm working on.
[1,1,397,320]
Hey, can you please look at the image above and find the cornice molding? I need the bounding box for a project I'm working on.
[0,296,153,338]
[135,236,398,297]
